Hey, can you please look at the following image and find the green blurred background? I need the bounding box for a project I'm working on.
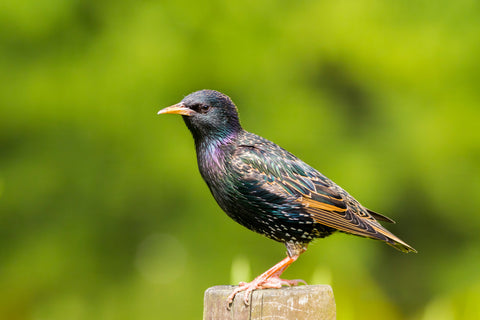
[1,0,479,319]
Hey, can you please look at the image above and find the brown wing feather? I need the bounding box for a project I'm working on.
[301,196,416,253]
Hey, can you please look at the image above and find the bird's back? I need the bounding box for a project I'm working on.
[197,130,416,252]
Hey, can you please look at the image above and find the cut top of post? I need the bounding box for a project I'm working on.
[204,285,336,320]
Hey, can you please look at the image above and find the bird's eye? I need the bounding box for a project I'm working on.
[189,103,211,114]
[199,104,211,114]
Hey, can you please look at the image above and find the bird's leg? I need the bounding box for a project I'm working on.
[227,242,308,307]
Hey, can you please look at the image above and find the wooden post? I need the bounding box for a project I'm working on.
[203,285,336,320]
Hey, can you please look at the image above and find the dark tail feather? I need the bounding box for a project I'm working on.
[367,209,396,224]
[369,220,417,253]
[385,238,417,253]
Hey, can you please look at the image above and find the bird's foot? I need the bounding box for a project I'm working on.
[226,276,307,307]
[226,250,306,309]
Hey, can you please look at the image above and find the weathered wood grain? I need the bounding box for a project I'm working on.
[204,285,336,320]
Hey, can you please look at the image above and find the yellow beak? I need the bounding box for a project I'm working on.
[157,103,194,116]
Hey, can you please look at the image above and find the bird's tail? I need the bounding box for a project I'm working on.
[384,236,417,253]
[372,223,417,253]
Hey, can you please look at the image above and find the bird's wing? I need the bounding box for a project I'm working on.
[232,140,415,253]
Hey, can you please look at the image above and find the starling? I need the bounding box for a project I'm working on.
[158,90,416,306]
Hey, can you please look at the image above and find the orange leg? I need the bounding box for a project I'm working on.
[227,248,307,307]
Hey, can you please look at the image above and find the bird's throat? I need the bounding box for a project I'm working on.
[194,131,240,185]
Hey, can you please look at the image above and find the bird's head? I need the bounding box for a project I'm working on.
[158,90,242,141]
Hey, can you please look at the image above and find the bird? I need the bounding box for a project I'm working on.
[158,89,416,306]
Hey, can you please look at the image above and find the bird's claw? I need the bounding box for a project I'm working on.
[226,276,307,309]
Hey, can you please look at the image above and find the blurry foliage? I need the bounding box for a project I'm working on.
[1,0,479,319]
